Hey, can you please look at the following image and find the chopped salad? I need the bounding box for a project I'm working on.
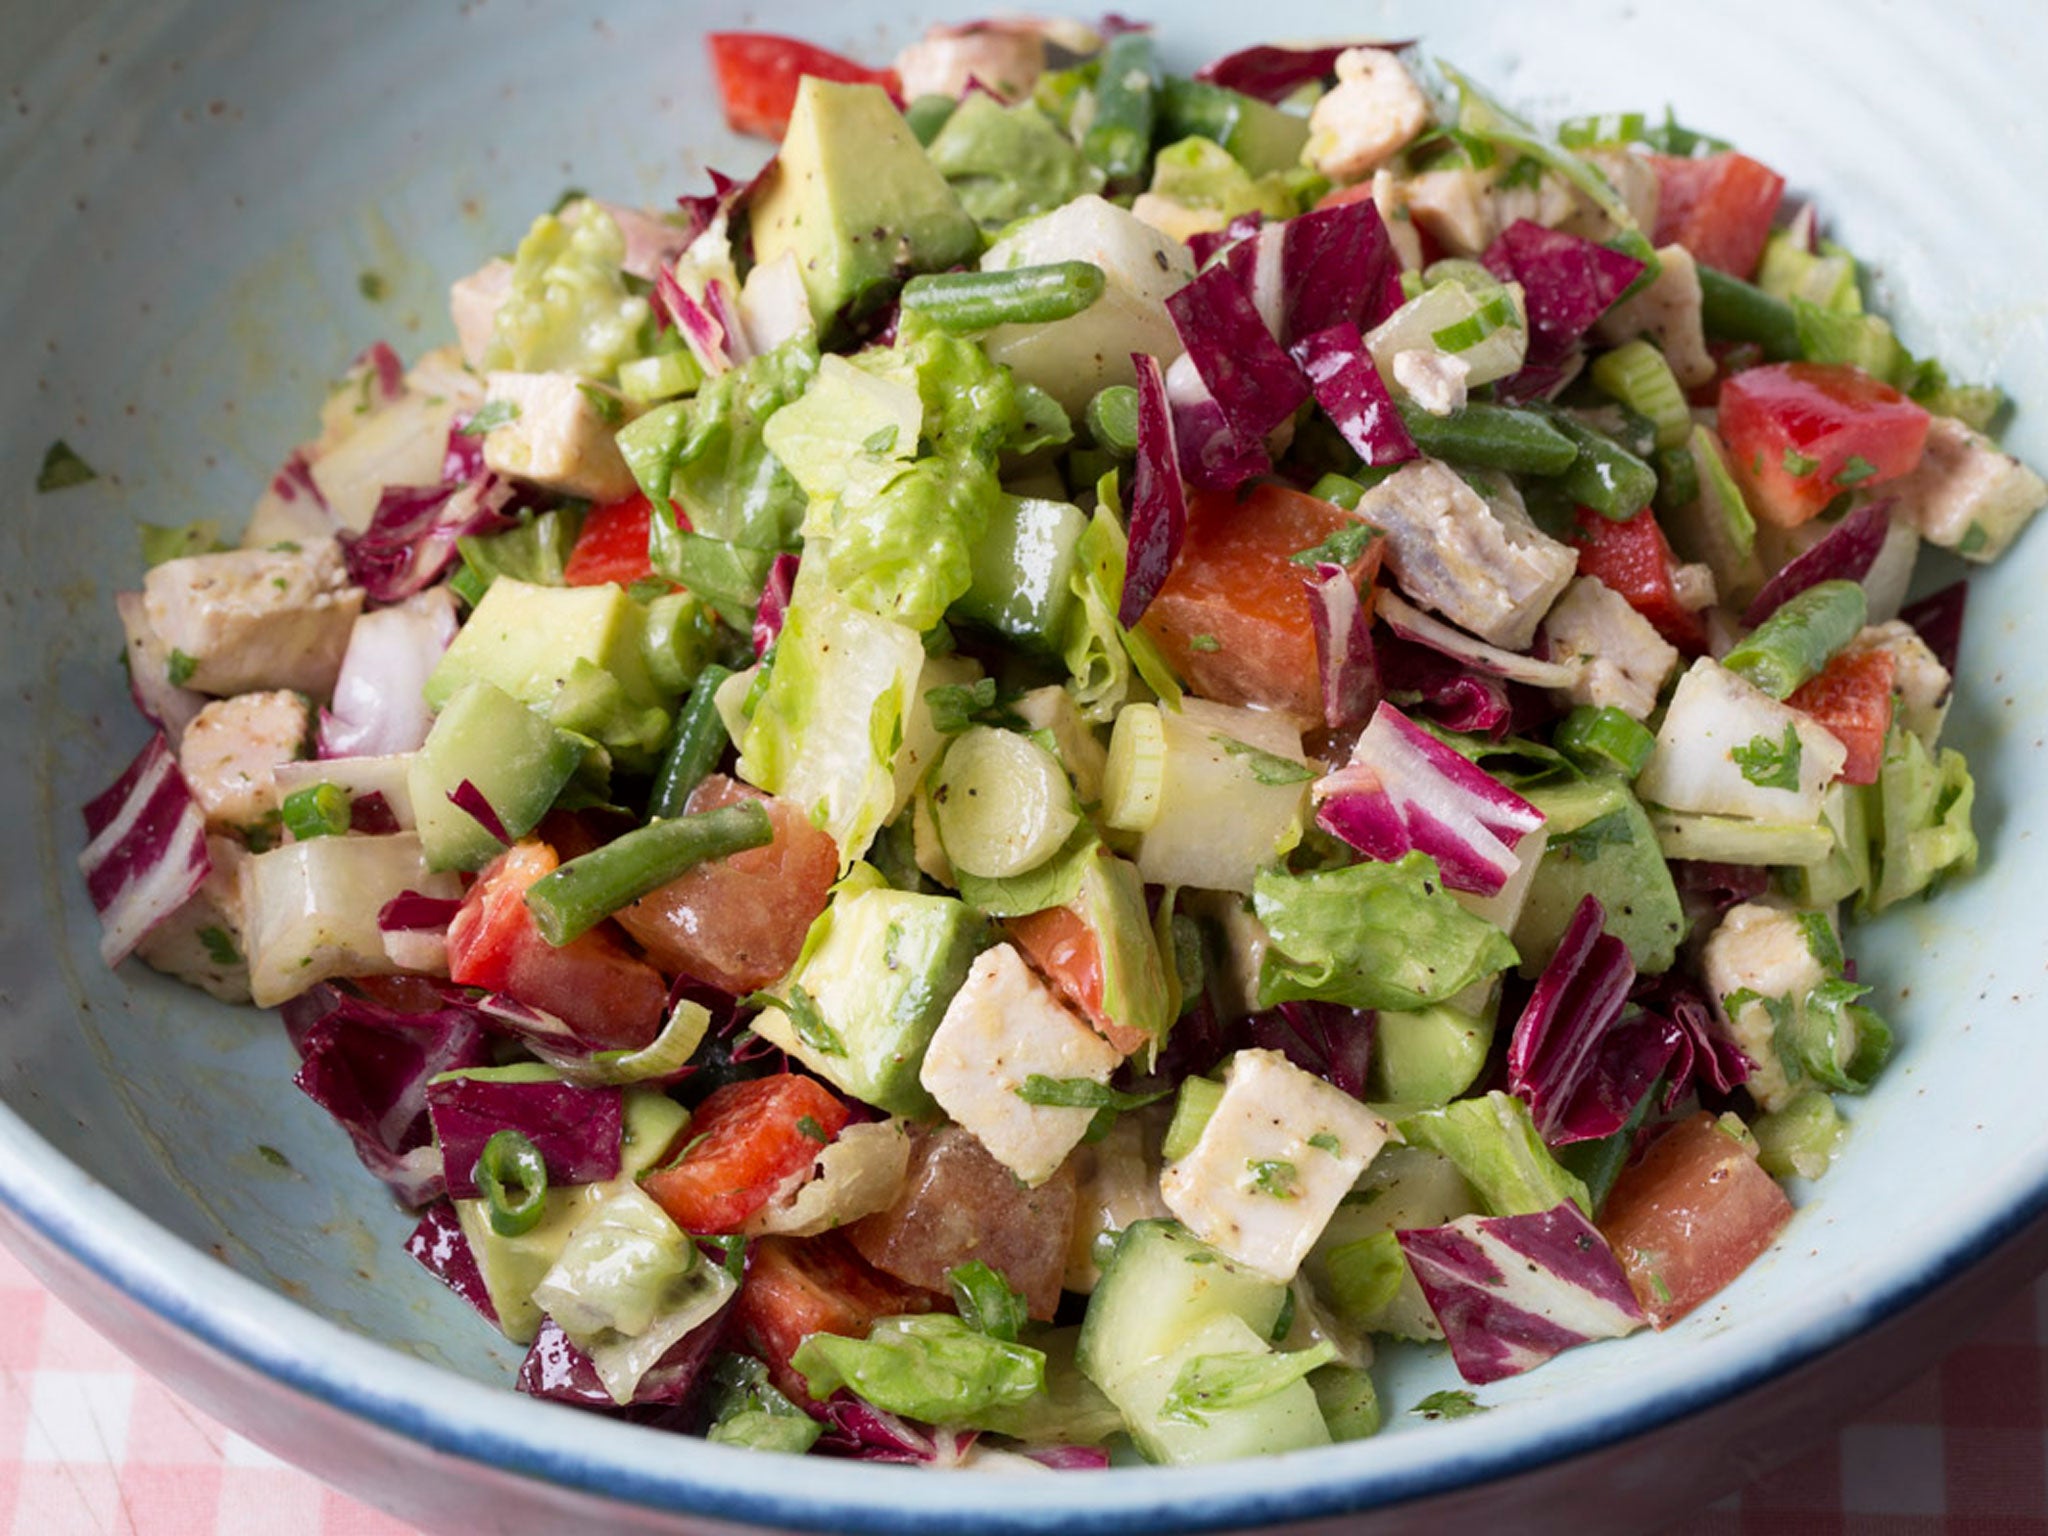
[74,18,2041,1468]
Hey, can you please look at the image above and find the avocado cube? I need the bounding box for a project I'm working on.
[750,77,982,323]
[424,577,662,714]
[952,494,1086,656]
[751,886,989,1117]
[410,680,585,872]
[1513,776,1684,975]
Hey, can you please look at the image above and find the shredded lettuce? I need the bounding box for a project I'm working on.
[1866,726,1978,913]
[1398,1092,1593,1218]
[485,202,653,380]
[791,1314,1046,1427]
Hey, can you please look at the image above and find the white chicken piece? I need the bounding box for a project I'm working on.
[1401,166,1496,257]
[177,690,312,834]
[142,539,363,698]
[1369,170,1426,270]
[1847,620,1952,745]
[1391,348,1471,416]
[1594,243,1713,388]
[1701,901,1831,1112]
[918,944,1124,1187]
[1636,657,1848,823]
[895,23,1046,102]
[1159,1049,1392,1283]
[1306,47,1432,183]
[1356,459,1579,651]
[309,369,479,535]
[1888,413,2048,563]
[1063,1112,1173,1294]
[116,590,207,745]
[481,371,637,503]
[451,258,515,370]
[134,835,251,1004]
[1561,148,1661,240]
[1540,576,1681,720]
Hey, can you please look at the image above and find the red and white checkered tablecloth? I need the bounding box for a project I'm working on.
[0,1236,2040,1535]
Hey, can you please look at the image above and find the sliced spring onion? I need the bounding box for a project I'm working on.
[1554,705,1657,777]
[280,782,352,842]
[1102,702,1167,832]
[1589,340,1690,452]
[475,1129,549,1237]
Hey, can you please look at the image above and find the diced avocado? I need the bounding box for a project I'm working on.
[457,1088,687,1344]
[548,657,673,774]
[1072,848,1173,1055]
[425,576,663,714]
[925,95,1106,230]
[749,77,982,324]
[1370,990,1498,1107]
[1157,77,1313,179]
[1305,1145,1476,1341]
[1146,136,1292,222]
[952,494,1086,657]
[751,882,990,1117]
[1514,774,1684,976]
[409,681,585,872]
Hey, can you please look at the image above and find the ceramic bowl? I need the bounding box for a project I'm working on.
[5,2,2047,1531]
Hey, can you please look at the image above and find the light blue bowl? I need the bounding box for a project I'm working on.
[5,3,2047,1531]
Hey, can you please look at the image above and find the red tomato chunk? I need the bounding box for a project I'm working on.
[1720,362,1932,528]
[735,1233,941,1405]
[1789,647,1897,786]
[563,493,661,589]
[1600,1111,1794,1328]
[1648,152,1785,280]
[1569,506,1708,653]
[641,1074,852,1235]
[707,33,897,140]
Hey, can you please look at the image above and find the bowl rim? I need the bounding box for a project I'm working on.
[4,1092,2047,1533]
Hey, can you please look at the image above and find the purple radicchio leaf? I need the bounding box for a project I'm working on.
[1304,560,1380,729]
[1164,261,1310,446]
[426,1075,625,1199]
[78,731,211,968]
[339,471,518,604]
[675,161,777,248]
[1164,351,1269,491]
[448,778,514,847]
[1290,322,1417,468]
[1187,210,1264,268]
[404,1199,499,1327]
[1630,971,1752,1100]
[1504,894,1643,1144]
[354,340,407,404]
[1480,220,1644,367]
[754,551,800,659]
[1240,1001,1375,1100]
[814,1398,982,1465]
[1899,579,1967,676]
[349,790,403,836]
[1191,40,1411,103]
[1742,499,1896,627]
[1398,1202,1645,1385]
[656,265,733,378]
[1119,351,1189,628]
[516,1309,734,1430]
[1268,197,1407,342]
[378,890,462,932]
[1376,632,1516,738]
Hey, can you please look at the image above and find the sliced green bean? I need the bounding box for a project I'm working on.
[1697,264,1803,361]
[1084,384,1141,457]
[1081,30,1158,191]
[1397,401,1579,477]
[648,663,735,821]
[1722,579,1868,699]
[900,261,1106,332]
[1554,705,1657,778]
[1541,409,1659,521]
[525,799,772,946]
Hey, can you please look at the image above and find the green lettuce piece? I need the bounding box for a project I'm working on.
[1254,854,1519,1012]
[615,336,818,550]
[927,94,1106,229]
[737,565,926,866]
[898,312,1027,461]
[485,201,654,380]
[1398,1092,1593,1218]
[971,1326,1125,1446]
[449,508,584,607]
[1866,725,1978,913]
[762,352,920,510]
[705,1353,824,1455]
[645,526,777,633]
[1148,135,1293,221]
[827,455,999,632]
[139,519,227,567]
[790,1314,1045,1426]
[1060,481,1186,722]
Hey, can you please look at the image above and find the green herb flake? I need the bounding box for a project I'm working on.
[1188,633,1222,653]
[256,1143,292,1170]
[1412,1389,1488,1421]
[1730,722,1803,791]
[1014,1075,1171,1112]
[36,440,98,492]
[1289,523,1378,569]
[1959,522,1990,556]
[577,382,626,425]
[549,186,590,215]
[458,399,522,436]
[779,984,845,1057]
[1833,454,1878,488]
[945,1259,1029,1343]
[1211,734,1316,787]
[924,677,1000,735]
[1159,1342,1336,1425]
[165,649,199,688]
[1245,1158,1301,1200]
[1646,1269,1673,1306]
[862,424,900,456]
[1549,808,1635,863]
[795,1115,829,1143]
[1781,448,1820,478]
[198,926,241,967]
[1793,909,1845,973]
[357,270,388,302]
[1308,1132,1343,1156]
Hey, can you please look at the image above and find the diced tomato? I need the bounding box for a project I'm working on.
[641,1074,851,1235]
[1140,481,1382,719]
[563,494,660,589]
[445,841,668,1049]
[706,33,898,141]
[1005,902,1146,1056]
[613,776,839,996]
[1568,506,1708,653]
[735,1233,940,1402]
[1719,362,1933,528]
[1599,1111,1794,1328]
[1789,647,1896,785]
[1647,152,1786,279]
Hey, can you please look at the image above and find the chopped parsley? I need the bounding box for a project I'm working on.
[1188,633,1222,653]
[458,399,521,436]
[744,983,844,1057]
[1781,448,1820,478]
[1730,722,1803,791]
[1794,909,1845,972]
[1412,1389,1488,1421]
[1549,808,1635,863]
[1159,1343,1336,1425]
[795,1115,828,1143]
[924,677,1000,735]
[198,926,240,967]
[1308,1132,1344,1156]
[357,270,388,302]
[256,1144,292,1171]
[1960,522,1990,556]
[36,440,97,492]
[1245,1158,1300,1199]
[1289,523,1377,569]
[1014,1076,1172,1112]
[1211,734,1316,787]
[577,382,625,425]
[165,649,199,688]
[862,424,900,456]
[1833,454,1878,487]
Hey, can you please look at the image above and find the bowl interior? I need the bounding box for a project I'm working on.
[6,0,2048,1528]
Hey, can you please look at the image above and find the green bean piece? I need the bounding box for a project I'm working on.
[1696,264,1803,361]
[1081,30,1158,190]
[1541,409,1659,521]
[1309,472,1371,511]
[1396,402,1579,476]
[1723,580,1869,699]
[1653,442,1701,515]
[904,92,958,146]
[1554,705,1657,778]
[1084,384,1141,457]
[475,1130,549,1238]
[899,261,1107,332]
[524,799,773,946]
[649,663,735,821]
[1311,1363,1383,1442]
[280,782,351,841]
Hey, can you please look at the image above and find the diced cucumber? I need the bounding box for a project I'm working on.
[1115,1313,1332,1465]
[1305,1146,1476,1341]
[1513,774,1684,977]
[1077,1219,1288,1397]
[408,681,584,872]
[953,494,1086,656]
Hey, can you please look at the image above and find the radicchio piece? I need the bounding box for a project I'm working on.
[1164,352,1269,490]
[1669,859,1769,921]
[1900,579,1968,676]
[318,587,459,758]
[289,983,493,1207]
[355,341,407,405]
[1377,633,1515,738]
[1631,972,1752,1099]
[1505,895,1641,1144]
[78,731,211,967]
[1742,499,1895,627]
[1313,701,1545,896]
[516,1310,733,1430]
[1375,589,1581,689]
[1187,210,1264,268]
[1021,1444,1113,1471]
[340,473,518,604]
[405,1200,499,1327]
[269,446,328,511]
[656,266,733,378]
[1290,323,1417,467]
[1398,1202,1645,1385]
[377,890,462,931]
[1241,1001,1374,1100]
[676,161,777,248]
[754,551,800,659]
[1164,262,1310,446]
[1305,560,1379,729]
[814,1398,982,1465]
[350,791,403,836]
[1118,352,1189,628]
[707,278,754,367]
[1191,41,1407,103]
[448,779,514,847]
[426,1076,625,1199]
[1480,220,1645,367]
[1271,198,1407,342]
